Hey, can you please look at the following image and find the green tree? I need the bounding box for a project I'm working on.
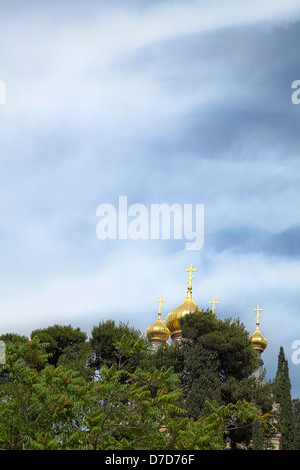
[79,336,267,450]
[57,341,94,381]
[293,399,300,450]
[180,312,259,409]
[182,343,221,418]
[31,324,88,368]
[0,337,92,449]
[0,333,28,344]
[89,320,144,374]
[0,335,183,450]
[140,341,185,377]
[0,332,267,450]
[86,362,184,450]
[178,311,273,448]
[0,333,48,372]
[173,400,269,450]
[274,346,295,449]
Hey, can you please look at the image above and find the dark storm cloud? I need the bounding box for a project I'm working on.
[116,20,300,161]
[209,224,300,257]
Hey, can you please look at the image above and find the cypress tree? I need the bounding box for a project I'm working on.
[293,399,300,450]
[274,346,295,449]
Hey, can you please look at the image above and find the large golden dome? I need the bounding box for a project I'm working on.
[165,264,200,342]
[165,286,200,341]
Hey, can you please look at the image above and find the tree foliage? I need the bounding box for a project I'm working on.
[141,310,275,448]
[89,320,146,379]
[31,324,88,367]
[2,313,297,450]
[274,346,296,449]
[293,398,300,450]
[0,334,267,450]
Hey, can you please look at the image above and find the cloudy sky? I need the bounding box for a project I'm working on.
[1,0,300,396]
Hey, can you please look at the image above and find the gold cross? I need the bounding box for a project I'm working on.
[185,264,197,288]
[209,298,219,314]
[253,305,263,328]
[156,296,165,316]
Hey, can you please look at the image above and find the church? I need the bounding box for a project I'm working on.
[146,263,281,449]
[146,264,268,367]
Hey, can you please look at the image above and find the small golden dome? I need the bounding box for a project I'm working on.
[250,329,267,352]
[147,296,170,344]
[250,305,267,352]
[146,313,170,342]
[165,286,200,341]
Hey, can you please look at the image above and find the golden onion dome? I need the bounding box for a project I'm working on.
[250,329,267,352]
[250,305,267,352]
[146,296,170,344]
[165,264,200,342]
[165,285,200,341]
[146,313,170,342]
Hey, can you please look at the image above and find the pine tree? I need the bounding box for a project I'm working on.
[31,324,88,367]
[89,320,143,374]
[179,311,273,448]
[180,311,260,408]
[274,346,296,449]
[182,342,221,418]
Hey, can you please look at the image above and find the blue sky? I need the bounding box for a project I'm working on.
[1,0,300,397]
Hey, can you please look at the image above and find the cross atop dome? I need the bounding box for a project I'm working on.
[156,296,165,317]
[250,305,267,353]
[185,264,197,289]
[253,305,263,330]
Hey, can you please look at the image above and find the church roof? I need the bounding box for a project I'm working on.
[146,296,170,342]
[146,314,170,342]
[165,286,200,336]
[250,305,268,352]
[165,264,200,340]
